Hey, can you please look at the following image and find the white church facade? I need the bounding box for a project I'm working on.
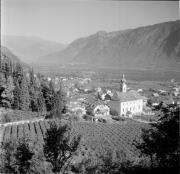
[109,74,144,117]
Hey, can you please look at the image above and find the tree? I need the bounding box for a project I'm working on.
[0,76,14,108]
[37,91,46,115]
[49,80,55,92]
[137,104,179,173]
[28,68,38,111]
[0,72,6,86]
[85,103,94,116]
[110,109,119,116]
[12,62,24,110]
[3,58,13,79]
[72,150,137,174]
[19,73,30,111]
[14,139,34,173]
[13,80,21,109]
[43,122,81,174]
[13,62,23,81]
[51,87,66,118]
[0,138,34,174]
[41,83,55,112]
[147,98,153,107]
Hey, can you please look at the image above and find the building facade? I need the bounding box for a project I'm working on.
[94,104,110,117]
[109,74,144,117]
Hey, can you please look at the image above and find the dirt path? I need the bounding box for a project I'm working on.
[0,118,44,127]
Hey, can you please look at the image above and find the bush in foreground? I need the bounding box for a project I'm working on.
[43,122,81,174]
[137,104,179,174]
[0,138,34,174]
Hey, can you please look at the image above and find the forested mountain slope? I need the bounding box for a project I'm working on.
[38,20,180,71]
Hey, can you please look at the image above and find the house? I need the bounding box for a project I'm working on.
[84,96,110,118]
[101,93,106,100]
[173,87,179,92]
[173,91,179,97]
[93,103,110,117]
[137,89,143,93]
[153,93,159,97]
[106,89,113,97]
[47,77,51,81]
[96,87,102,93]
[158,89,167,94]
[109,74,144,117]
[152,103,159,107]
[97,89,111,100]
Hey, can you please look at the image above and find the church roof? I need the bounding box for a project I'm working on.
[112,90,145,102]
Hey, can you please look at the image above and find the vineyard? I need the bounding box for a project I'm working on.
[1,119,150,159]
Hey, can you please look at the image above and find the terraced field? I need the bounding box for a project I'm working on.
[1,120,149,159]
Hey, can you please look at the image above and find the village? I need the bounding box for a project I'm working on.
[44,73,180,123]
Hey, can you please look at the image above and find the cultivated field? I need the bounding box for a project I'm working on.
[1,119,150,160]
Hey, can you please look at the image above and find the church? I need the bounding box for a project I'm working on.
[109,74,144,117]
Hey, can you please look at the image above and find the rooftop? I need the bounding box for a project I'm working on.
[112,90,146,102]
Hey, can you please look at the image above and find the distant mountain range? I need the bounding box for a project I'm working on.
[1,36,66,63]
[37,20,180,71]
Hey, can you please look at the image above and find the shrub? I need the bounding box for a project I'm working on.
[43,122,81,174]
[110,109,119,116]
[112,116,125,121]
[0,112,12,123]
[0,138,34,174]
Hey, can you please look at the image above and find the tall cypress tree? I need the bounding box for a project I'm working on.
[13,80,21,109]
[12,62,23,110]
[28,69,38,111]
[41,82,55,112]
[1,76,14,108]
[51,86,66,118]
[37,91,46,115]
[19,73,30,111]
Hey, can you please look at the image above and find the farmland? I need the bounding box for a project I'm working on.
[1,119,150,159]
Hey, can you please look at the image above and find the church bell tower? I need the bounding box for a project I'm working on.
[120,74,127,93]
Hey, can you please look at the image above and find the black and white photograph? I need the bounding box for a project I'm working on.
[0,0,179,173]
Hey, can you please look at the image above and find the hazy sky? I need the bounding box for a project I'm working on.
[1,0,179,44]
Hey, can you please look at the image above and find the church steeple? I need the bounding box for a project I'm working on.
[120,74,127,93]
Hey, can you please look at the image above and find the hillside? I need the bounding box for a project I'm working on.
[38,20,180,71]
[0,46,29,70]
[1,46,20,62]
[1,36,66,63]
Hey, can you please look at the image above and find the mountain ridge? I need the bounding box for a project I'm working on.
[37,20,180,71]
[1,35,66,63]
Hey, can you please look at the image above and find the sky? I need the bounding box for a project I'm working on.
[1,0,179,44]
